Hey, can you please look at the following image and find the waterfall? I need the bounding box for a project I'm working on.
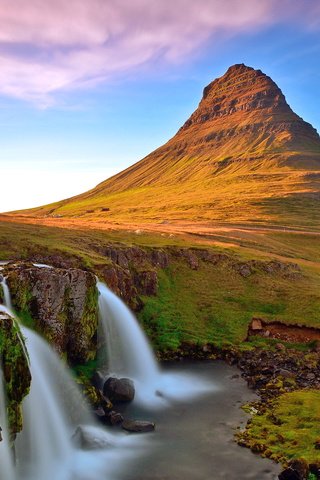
[15,327,88,480]
[0,370,16,480]
[0,277,13,311]
[0,278,146,480]
[97,282,214,408]
[97,281,159,383]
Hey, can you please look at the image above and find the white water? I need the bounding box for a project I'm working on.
[97,282,214,408]
[0,277,13,311]
[0,282,147,480]
[98,281,159,382]
[0,370,16,480]
[33,263,53,269]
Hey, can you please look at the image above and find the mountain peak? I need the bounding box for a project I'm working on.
[182,64,291,132]
[18,64,320,228]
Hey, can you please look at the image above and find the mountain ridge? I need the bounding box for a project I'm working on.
[11,64,320,228]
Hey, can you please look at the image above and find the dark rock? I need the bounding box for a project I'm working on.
[91,371,105,390]
[107,411,124,426]
[309,464,320,477]
[288,460,309,479]
[103,377,135,403]
[150,250,169,268]
[238,264,252,277]
[122,419,155,433]
[134,270,158,296]
[278,467,302,480]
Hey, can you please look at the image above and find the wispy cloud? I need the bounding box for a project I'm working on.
[0,0,318,106]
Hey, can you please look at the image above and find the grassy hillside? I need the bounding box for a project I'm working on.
[1,220,319,352]
[11,64,320,229]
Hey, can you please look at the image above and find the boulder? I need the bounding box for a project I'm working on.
[5,263,98,363]
[103,377,135,403]
[122,419,155,433]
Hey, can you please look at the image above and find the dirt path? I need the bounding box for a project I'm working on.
[1,214,319,236]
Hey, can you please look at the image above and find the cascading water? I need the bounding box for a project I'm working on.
[0,277,147,480]
[97,282,214,407]
[0,276,13,311]
[0,369,16,480]
[98,281,159,382]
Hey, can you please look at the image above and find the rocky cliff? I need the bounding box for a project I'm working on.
[3,263,98,364]
[0,309,31,436]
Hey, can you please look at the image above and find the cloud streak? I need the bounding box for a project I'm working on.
[0,0,318,105]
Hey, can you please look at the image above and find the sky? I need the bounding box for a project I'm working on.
[0,0,320,212]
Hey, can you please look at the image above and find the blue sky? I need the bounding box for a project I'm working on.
[0,0,319,212]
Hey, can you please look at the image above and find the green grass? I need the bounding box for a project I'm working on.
[239,390,320,465]
[138,259,320,351]
[1,219,320,352]
[0,220,191,268]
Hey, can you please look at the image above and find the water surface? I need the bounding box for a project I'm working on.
[120,361,280,480]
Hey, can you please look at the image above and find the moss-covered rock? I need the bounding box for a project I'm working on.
[4,263,98,364]
[0,310,31,437]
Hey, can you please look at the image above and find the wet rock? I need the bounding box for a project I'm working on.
[72,426,113,450]
[122,420,155,433]
[91,371,105,390]
[103,377,135,403]
[287,460,309,479]
[278,467,302,480]
[0,310,31,437]
[93,406,106,417]
[107,411,124,426]
[5,263,98,363]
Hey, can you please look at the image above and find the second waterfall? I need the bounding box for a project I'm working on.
[97,281,214,408]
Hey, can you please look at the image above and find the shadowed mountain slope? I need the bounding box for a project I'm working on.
[15,64,320,228]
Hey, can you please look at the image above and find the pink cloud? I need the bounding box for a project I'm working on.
[0,0,317,105]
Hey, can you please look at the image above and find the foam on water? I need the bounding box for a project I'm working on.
[98,281,215,408]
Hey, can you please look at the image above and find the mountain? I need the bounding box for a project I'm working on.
[15,64,320,228]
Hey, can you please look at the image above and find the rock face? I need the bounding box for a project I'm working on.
[179,64,320,153]
[94,245,300,311]
[0,310,31,437]
[4,263,98,364]
[103,377,135,403]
